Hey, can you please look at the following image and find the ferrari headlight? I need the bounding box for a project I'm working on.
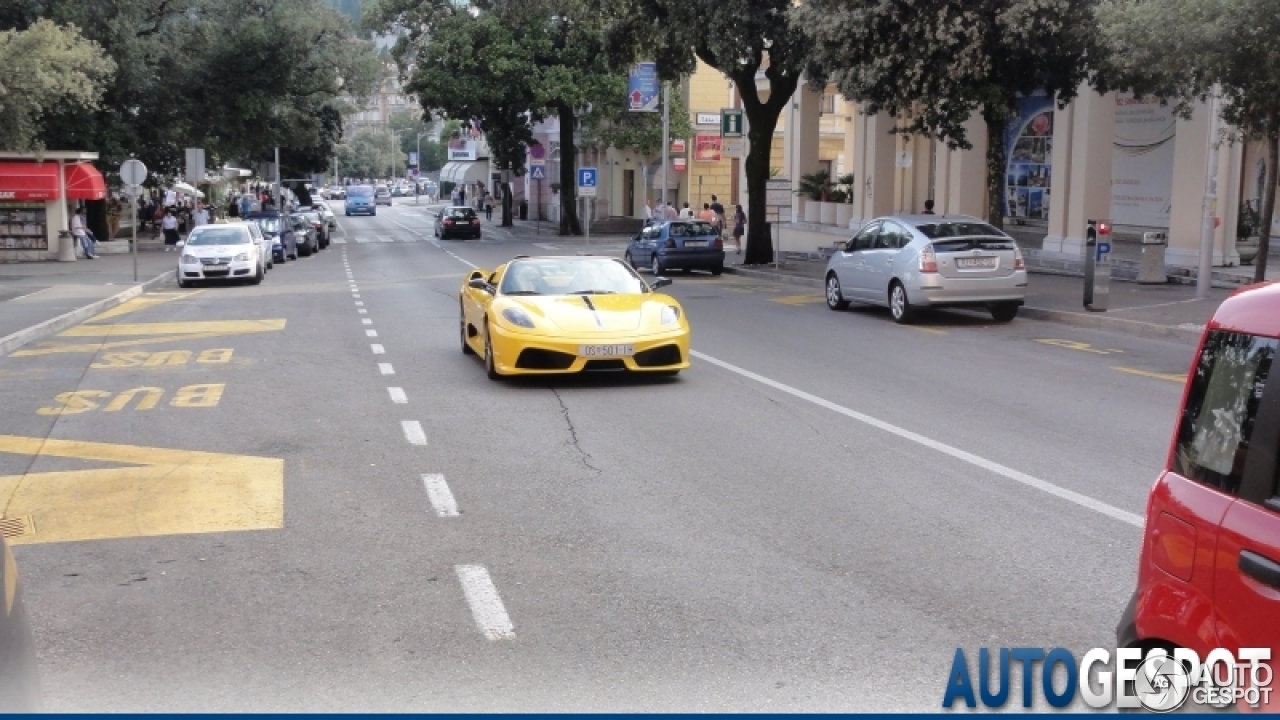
[181,254,199,265]
[660,305,681,326]
[501,307,536,328]
[234,253,250,261]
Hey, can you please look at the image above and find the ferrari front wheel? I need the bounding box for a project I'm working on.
[484,322,501,380]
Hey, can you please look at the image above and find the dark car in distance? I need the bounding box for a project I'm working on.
[246,211,298,263]
[435,206,482,240]
[289,214,318,256]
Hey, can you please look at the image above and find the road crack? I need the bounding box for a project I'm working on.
[551,389,601,474]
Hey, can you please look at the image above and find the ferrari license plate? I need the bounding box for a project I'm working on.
[579,344,634,357]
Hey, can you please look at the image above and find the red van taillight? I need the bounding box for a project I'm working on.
[444,219,454,225]
[471,219,480,225]
[714,238,723,249]
[920,244,938,273]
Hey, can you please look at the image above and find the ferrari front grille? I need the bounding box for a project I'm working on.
[633,344,682,368]
[515,348,575,370]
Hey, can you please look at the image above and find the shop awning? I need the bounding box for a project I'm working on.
[66,163,106,200]
[440,161,491,185]
[0,162,58,201]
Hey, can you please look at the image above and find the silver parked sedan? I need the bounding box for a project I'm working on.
[824,214,1027,323]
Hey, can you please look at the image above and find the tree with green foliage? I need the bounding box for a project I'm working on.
[335,128,404,179]
[0,0,379,180]
[388,110,446,171]
[0,19,115,152]
[604,0,807,265]
[583,85,691,158]
[1098,0,1280,281]
[795,0,1104,228]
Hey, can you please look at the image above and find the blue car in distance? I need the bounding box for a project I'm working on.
[246,212,298,262]
[624,220,725,276]
[345,184,375,216]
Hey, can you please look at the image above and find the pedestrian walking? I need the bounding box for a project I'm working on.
[107,195,122,239]
[239,194,251,218]
[483,192,493,221]
[698,203,716,224]
[643,200,654,226]
[679,202,694,219]
[732,204,746,255]
[921,199,936,215]
[193,203,210,227]
[665,202,678,221]
[71,207,97,259]
[162,210,180,250]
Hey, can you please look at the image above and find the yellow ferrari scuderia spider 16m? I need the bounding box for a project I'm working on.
[459,256,691,379]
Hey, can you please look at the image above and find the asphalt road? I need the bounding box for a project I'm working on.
[0,198,1195,711]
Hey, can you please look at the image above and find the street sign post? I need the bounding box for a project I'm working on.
[119,159,148,282]
[721,109,744,138]
[578,167,597,245]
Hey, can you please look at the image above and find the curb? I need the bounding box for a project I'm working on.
[0,270,176,356]
[722,265,1204,343]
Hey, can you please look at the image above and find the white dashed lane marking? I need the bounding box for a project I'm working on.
[371,344,385,355]
[422,473,460,517]
[379,363,395,375]
[388,387,408,404]
[455,565,515,640]
[366,329,378,337]
[401,420,427,446]
[362,318,373,325]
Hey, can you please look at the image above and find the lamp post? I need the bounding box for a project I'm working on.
[416,131,428,203]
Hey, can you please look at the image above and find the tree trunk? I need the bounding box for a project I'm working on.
[1255,131,1279,283]
[740,72,798,266]
[984,112,1007,228]
[558,103,582,236]
[500,168,513,227]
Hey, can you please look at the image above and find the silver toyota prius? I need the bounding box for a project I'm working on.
[823,214,1028,323]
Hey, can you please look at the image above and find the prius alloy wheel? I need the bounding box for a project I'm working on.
[826,273,849,311]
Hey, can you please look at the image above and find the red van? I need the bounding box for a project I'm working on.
[1117,281,1280,697]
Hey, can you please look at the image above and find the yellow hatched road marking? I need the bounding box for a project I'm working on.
[58,319,286,337]
[12,331,268,356]
[771,294,825,306]
[1112,366,1185,383]
[86,290,204,323]
[903,325,947,335]
[0,435,283,545]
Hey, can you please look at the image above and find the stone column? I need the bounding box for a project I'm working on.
[1044,99,1075,252]
[786,81,822,222]
[933,113,988,217]
[851,107,897,227]
[1167,101,1215,268]
[1046,89,1114,258]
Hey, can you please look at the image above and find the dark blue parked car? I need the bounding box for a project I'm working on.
[625,220,725,276]
[246,212,298,263]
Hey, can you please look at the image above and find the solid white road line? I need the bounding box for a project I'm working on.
[362,318,373,325]
[690,350,1144,529]
[366,329,378,337]
[379,363,395,375]
[388,387,408,404]
[371,344,385,354]
[422,473,460,517]
[455,565,515,640]
[401,420,427,446]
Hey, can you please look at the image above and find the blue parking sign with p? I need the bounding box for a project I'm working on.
[578,168,596,188]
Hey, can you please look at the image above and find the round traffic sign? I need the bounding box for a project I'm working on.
[119,158,147,186]
[530,144,546,161]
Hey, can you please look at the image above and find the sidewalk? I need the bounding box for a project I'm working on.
[725,256,1235,344]
[0,253,177,355]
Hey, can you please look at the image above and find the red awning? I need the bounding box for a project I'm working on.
[66,163,106,201]
[0,162,58,201]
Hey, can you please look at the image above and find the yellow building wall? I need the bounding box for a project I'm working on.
[686,59,735,207]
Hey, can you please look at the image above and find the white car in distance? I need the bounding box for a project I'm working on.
[177,224,266,287]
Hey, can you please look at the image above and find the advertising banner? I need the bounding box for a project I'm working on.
[627,62,660,112]
[1003,94,1055,221]
[1110,94,1176,228]
[695,134,722,162]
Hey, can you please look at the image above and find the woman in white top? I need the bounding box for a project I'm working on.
[679,202,694,219]
[162,210,180,249]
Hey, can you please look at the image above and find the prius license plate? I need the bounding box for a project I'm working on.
[956,256,997,269]
[579,344,634,358]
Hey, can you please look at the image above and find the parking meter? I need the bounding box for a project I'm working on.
[1083,219,1112,312]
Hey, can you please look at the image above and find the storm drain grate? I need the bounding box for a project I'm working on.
[0,515,35,539]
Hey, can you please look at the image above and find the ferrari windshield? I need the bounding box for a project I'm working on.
[499,258,647,296]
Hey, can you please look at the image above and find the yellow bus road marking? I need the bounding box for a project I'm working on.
[90,349,234,369]
[0,435,283,545]
[86,290,204,323]
[771,295,826,306]
[13,331,254,356]
[1112,366,1186,383]
[58,319,286,338]
[1035,338,1123,355]
[36,384,224,415]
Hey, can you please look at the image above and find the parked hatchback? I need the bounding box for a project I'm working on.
[824,214,1027,323]
[625,220,725,276]
[1117,281,1280,703]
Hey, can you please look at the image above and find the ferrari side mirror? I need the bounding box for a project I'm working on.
[467,278,491,292]
[650,277,672,290]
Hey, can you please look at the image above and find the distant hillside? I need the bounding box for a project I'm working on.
[326,0,362,24]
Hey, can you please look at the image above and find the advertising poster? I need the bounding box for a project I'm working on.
[1110,94,1176,227]
[627,62,660,112]
[695,134,722,162]
[1004,93,1055,220]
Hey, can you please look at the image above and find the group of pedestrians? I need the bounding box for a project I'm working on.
[645,194,746,253]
